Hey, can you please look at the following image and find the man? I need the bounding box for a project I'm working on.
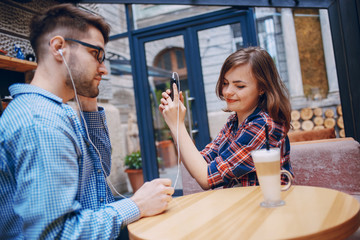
[0,4,174,239]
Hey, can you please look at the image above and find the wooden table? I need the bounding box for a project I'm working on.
[128,186,360,240]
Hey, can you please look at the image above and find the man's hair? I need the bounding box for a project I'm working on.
[29,3,110,63]
[216,46,291,133]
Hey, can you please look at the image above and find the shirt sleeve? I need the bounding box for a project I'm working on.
[207,118,270,189]
[61,198,140,239]
[200,124,228,164]
[82,107,112,176]
[11,124,139,239]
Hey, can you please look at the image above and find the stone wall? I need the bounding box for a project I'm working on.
[0,0,59,59]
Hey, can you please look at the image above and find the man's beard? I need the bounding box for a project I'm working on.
[65,56,100,98]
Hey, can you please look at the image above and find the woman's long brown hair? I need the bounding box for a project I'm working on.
[216,47,291,133]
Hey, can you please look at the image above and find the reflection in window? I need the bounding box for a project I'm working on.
[257,17,277,65]
[154,47,187,77]
[255,9,289,91]
[175,49,185,69]
[231,23,243,50]
[132,4,228,29]
[79,3,127,36]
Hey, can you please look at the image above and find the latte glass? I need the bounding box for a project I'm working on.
[251,148,292,208]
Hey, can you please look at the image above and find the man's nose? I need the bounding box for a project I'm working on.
[99,62,108,75]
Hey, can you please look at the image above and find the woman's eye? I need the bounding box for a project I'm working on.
[237,86,245,89]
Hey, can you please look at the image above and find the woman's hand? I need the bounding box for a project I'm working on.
[159,84,210,190]
[159,83,186,132]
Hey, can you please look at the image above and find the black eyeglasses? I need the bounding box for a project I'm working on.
[64,38,105,64]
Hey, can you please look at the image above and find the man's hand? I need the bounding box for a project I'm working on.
[77,95,98,112]
[131,178,174,218]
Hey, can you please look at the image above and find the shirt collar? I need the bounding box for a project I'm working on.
[9,83,64,104]
[246,107,262,122]
[229,107,263,123]
[228,107,264,130]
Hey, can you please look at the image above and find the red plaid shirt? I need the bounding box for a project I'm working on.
[200,108,292,189]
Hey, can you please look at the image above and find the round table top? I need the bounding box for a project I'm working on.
[128,185,360,240]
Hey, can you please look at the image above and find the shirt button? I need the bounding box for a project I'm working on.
[100,198,104,202]
[97,169,102,173]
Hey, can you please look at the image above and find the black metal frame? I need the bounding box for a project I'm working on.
[327,0,360,142]
[78,0,329,8]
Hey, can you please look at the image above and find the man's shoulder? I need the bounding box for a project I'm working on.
[0,94,68,136]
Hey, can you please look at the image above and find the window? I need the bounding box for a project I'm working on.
[154,47,187,77]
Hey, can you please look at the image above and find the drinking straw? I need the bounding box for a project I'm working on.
[265,124,270,150]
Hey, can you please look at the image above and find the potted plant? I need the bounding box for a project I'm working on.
[124,151,144,193]
[155,129,177,168]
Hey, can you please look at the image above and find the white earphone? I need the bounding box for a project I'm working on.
[58,49,63,56]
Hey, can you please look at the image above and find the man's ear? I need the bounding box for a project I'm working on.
[49,36,66,61]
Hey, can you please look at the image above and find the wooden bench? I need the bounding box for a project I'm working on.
[288,127,336,142]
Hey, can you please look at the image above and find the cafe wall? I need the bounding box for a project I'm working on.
[0,1,55,59]
[0,0,58,95]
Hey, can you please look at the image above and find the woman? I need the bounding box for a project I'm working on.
[159,46,293,190]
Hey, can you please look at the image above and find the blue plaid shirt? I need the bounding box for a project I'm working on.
[0,84,140,239]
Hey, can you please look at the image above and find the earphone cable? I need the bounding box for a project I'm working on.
[61,53,127,200]
[172,72,181,189]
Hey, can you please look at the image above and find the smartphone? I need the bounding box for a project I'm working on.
[170,76,179,100]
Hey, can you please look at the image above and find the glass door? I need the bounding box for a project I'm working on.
[196,22,250,141]
[144,35,189,190]
[130,8,257,195]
